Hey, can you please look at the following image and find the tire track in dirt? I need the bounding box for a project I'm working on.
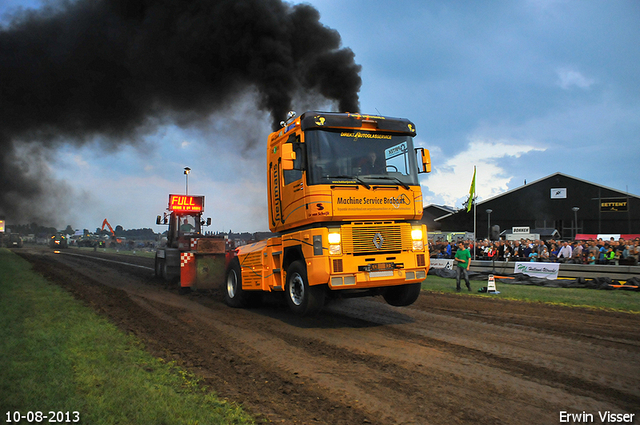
[321,299,640,412]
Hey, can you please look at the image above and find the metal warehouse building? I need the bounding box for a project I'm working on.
[428,173,640,241]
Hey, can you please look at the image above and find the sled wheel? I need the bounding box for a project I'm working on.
[383,282,421,307]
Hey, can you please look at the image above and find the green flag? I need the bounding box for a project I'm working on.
[467,166,476,212]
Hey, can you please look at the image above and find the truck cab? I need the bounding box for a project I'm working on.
[268,111,430,232]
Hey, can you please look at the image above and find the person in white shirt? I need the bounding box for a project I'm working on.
[557,241,573,263]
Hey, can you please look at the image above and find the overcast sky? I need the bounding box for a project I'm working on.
[1,0,638,233]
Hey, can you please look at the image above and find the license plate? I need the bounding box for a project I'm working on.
[370,271,394,278]
[370,262,395,271]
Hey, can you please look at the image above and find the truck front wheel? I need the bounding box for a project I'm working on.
[285,261,325,316]
[383,282,422,307]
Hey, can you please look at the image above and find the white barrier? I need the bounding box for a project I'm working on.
[430,259,454,270]
[514,262,560,280]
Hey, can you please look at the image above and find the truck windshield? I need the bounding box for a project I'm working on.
[305,129,420,186]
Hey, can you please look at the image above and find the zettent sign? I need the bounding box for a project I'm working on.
[600,198,628,212]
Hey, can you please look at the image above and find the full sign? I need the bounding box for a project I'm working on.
[168,195,204,212]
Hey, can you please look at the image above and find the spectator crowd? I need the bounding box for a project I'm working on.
[429,237,640,266]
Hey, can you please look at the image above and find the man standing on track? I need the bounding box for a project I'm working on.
[454,241,472,292]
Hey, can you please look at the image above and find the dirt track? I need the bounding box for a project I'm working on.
[15,247,640,425]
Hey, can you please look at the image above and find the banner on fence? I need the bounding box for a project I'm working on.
[514,262,560,280]
[430,259,454,270]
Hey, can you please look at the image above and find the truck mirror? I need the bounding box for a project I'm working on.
[281,143,296,170]
[207,217,212,226]
[156,215,162,225]
[416,148,431,173]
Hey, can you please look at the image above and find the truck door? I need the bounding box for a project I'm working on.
[281,134,305,228]
[268,133,304,232]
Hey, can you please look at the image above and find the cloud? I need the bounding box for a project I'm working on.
[421,137,545,208]
[557,68,595,90]
[71,154,89,168]
[0,0,362,226]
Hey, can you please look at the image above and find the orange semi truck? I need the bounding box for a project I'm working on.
[224,111,431,315]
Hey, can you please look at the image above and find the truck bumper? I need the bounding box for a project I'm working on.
[326,252,428,290]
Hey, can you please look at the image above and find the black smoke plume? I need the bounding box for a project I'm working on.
[0,0,361,225]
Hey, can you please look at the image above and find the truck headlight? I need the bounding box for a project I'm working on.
[328,232,341,255]
[412,228,424,251]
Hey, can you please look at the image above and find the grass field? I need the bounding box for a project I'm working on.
[72,245,157,258]
[0,248,254,425]
[421,275,640,313]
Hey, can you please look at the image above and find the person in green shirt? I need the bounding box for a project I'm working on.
[605,247,616,264]
[454,241,471,292]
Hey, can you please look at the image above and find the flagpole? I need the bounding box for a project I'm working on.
[473,166,477,260]
[472,170,478,260]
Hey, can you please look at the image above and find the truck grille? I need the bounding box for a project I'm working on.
[342,223,412,254]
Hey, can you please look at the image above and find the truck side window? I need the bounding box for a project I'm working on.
[283,135,303,185]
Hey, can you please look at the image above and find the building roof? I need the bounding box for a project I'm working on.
[478,172,640,205]
[433,172,639,222]
[424,204,458,215]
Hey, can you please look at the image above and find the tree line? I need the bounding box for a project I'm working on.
[7,222,157,239]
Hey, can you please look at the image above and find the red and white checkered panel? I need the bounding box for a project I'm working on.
[180,251,196,288]
[180,252,194,268]
[190,238,198,251]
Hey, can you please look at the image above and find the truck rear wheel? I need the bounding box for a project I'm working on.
[285,261,325,316]
[163,263,179,283]
[383,282,422,307]
[224,258,262,308]
[154,255,163,278]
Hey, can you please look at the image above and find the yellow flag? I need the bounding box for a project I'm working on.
[467,166,476,212]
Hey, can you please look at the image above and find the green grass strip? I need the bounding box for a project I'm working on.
[0,248,254,425]
[72,245,157,258]
[422,275,640,313]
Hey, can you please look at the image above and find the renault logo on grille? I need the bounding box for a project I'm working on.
[373,232,384,249]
